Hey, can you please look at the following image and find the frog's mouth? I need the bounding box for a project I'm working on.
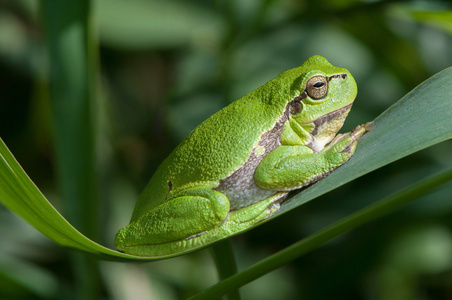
[307,103,353,152]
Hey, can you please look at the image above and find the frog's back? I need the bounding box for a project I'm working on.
[131,66,304,221]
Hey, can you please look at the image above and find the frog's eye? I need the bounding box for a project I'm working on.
[306,76,329,100]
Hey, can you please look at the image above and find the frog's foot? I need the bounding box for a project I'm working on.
[176,193,286,253]
[228,192,287,225]
[350,121,373,140]
[326,121,372,154]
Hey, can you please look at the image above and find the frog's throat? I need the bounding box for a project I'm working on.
[311,103,352,135]
[305,103,353,152]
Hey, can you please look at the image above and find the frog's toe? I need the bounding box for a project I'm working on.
[340,139,358,155]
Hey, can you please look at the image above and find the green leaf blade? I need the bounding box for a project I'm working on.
[0,140,151,261]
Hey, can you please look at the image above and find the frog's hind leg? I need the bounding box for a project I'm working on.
[115,187,230,253]
[176,191,288,256]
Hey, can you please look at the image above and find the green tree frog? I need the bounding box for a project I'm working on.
[115,55,371,256]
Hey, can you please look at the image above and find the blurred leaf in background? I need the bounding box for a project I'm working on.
[0,0,452,299]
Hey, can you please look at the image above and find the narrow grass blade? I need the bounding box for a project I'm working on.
[0,138,155,261]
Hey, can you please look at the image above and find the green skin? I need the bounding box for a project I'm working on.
[115,55,371,256]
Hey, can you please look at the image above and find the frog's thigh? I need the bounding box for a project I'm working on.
[254,145,350,190]
[116,187,230,247]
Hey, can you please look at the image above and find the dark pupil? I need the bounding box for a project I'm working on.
[313,82,324,88]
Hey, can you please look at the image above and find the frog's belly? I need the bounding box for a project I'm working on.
[215,170,279,210]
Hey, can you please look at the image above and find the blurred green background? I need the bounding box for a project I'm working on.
[1,0,452,299]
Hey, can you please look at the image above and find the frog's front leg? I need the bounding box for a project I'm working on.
[255,125,368,190]
[115,187,230,252]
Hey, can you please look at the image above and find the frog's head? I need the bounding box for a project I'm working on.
[289,55,357,151]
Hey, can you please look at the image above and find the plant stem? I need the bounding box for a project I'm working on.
[209,240,241,300]
[40,0,101,299]
[190,168,452,300]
